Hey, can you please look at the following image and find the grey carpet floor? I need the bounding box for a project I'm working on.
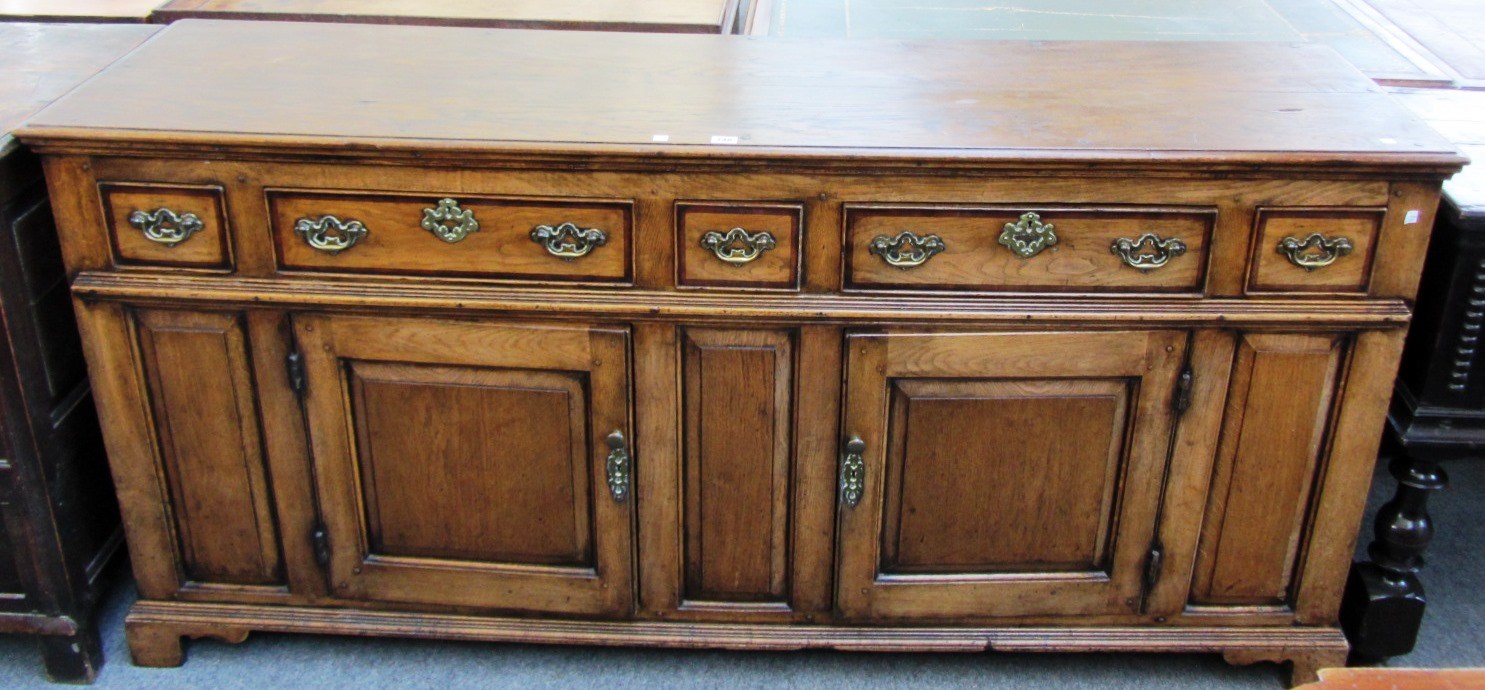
[0,456,1480,688]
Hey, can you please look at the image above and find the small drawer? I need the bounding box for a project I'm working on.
[101,183,231,269]
[677,202,801,290]
[269,191,632,283]
[845,205,1213,292]
[1247,208,1383,294]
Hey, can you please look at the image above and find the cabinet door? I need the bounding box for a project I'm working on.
[837,330,1187,621]
[295,315,634,616]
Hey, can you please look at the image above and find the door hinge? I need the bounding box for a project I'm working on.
[311,523,330,568]
[1172,366,1193,413]
[1143,541,1165,594]
[286,351,306,396]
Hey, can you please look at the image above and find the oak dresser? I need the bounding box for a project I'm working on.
[0,22,160,682]
[18,20,1464,686]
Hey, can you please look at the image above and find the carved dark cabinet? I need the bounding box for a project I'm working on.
[0,23,160,683]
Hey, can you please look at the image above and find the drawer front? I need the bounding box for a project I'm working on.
[1247,208,1383,294]
[269,191,632,283]
[677,202,801,290]
[101,183,230,269]
[845,205,1212,292]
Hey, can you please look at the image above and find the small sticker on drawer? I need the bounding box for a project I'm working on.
[652,134,670,142]
[1405,210,1421,224]
[710,135,740,145]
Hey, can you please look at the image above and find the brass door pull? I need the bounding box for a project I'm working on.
[999,211,1057,258]
[839,437,866,508]
[869,231,945,269]
[605,430,630,503]
[129,207,205,247]
[1111,233,1187,271]
[701,227,776,265]
[531,222,607,260]
[421,198,479,243]
[295,215,368,255]
[1277,233,1353,271]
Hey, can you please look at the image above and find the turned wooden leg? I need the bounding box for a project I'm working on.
[39,625,104,684]
[125,621,185,668]
[1224,646,1349,688]
[1341,450,1448,659]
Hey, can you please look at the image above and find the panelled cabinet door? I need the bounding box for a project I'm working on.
[294,315,634,616]
[837,330,1188,621]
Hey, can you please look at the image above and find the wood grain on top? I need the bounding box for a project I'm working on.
[20,20,1460,169]
[0,23,160,150]
[153,0,737,33]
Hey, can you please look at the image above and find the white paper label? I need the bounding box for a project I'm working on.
[651,134,670,142]
[710,135,740,145]
[1405,210,1421,225]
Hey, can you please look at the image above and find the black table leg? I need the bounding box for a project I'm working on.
[1341,450,1449,660]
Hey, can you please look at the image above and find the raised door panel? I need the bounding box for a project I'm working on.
[134,309,282,588]
[681,328,793,609]
[837,330,1187,621]
[295,315,633,616]
[1191,333,1345,607]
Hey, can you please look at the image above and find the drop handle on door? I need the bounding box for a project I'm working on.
[604,431,630,503]
[839,437,866,508]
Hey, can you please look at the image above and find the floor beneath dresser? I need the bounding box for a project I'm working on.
[0,456,1477,688]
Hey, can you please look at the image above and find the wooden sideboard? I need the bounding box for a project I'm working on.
[0,22,160,682]
[19,21,1463,686]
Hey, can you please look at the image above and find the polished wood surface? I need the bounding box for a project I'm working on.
[0,20,158,683]
[20,19,1462,687]
[154,0,739,33]
[22,21,1460,172]
[0,23,160,151]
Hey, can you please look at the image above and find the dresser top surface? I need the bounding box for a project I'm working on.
[21,20,1463,173]
[152,0,736,31]
[0,22,161,151]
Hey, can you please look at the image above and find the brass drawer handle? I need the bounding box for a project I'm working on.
[295,215,368,255]
[700,227,776,265]
[1111,233,1187,271]
[605,430,630,503]
[1000,211,1057,259]
[531,222,607,260]
[421,198,479,243]
[869,231,945,269]
[839,436,866,508]
[128,207,204,247]
[1277,233,1353,271]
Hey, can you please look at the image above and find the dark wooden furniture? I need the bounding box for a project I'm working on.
[19,21,1462,687]
[1341,87,1485,660]
[0,1,163,22]
[0,22,159,683]
[152,0,745,33]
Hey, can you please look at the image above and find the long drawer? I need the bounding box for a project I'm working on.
[844,204,1216,293]
[267,190,634,283]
